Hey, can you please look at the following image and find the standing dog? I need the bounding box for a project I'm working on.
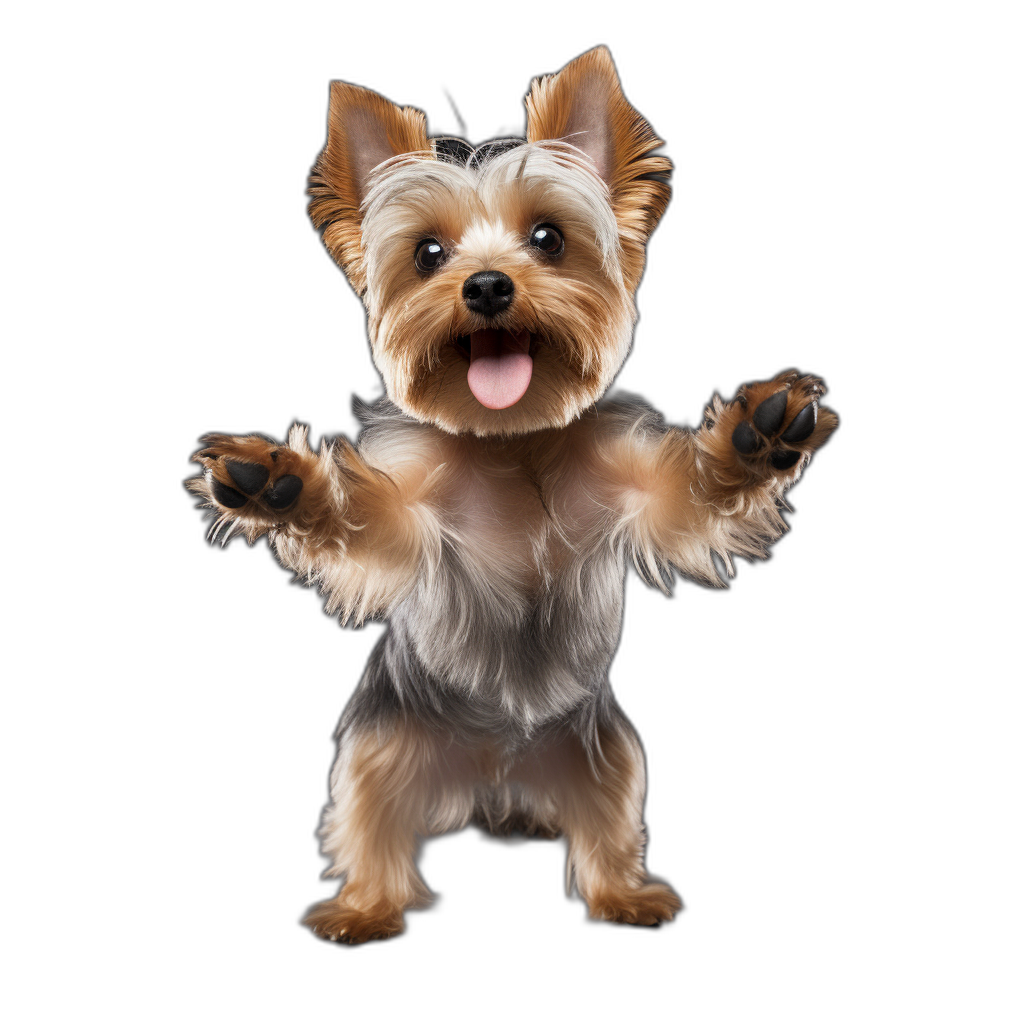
[189,46,837,942]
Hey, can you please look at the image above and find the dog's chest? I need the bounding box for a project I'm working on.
[446,460,561,586]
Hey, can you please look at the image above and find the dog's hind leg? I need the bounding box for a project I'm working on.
[304,722,468,943]
[515,714,681,926]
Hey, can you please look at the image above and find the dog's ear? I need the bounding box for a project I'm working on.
[309,81,431,293]
[525,46,671,289]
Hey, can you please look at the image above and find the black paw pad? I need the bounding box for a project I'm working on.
[264,474,303,510]
[781,402,817,443]
[211,478,248,508]
[732,421,761,455]
[225,460,269,495]
[752,391,788,435]
[769,449,801,471]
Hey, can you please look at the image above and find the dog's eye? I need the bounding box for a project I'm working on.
[414,238,446,274]
[528,224,563,257]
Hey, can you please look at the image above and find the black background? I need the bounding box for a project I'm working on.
[149,29,888,991]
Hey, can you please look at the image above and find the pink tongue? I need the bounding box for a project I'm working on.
[466,329,533,409]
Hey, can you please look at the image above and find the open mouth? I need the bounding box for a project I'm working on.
[454,328,535,410]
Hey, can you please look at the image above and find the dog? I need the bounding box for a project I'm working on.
[188,46,838,943]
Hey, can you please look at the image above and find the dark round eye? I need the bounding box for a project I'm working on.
[414,238,446,274]
[529,224,563,256]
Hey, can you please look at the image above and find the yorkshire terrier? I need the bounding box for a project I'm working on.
[188,46,837,943]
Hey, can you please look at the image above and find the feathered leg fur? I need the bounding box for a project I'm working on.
[186,424,442,623]
[597,371,838,586]
[304,723,437,943]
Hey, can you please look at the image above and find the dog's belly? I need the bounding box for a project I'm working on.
[384,534,626,733]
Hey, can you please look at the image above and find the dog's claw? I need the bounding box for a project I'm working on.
[225,460,270,495]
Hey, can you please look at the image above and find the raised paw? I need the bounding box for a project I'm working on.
[194,433,305,509]
[185,425,329,542]
[587,882,682,927]
[708,370,838,484]
[303,897,405,945]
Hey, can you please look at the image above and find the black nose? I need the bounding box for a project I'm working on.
[462,271,514,316]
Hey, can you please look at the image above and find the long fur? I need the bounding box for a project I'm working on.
[188,47,837,942]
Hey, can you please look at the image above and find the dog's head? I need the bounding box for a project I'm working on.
[309,47,671,436]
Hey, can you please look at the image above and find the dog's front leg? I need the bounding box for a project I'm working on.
[187,424,442,621]
[188,423,341,544]
[601,371,838,585]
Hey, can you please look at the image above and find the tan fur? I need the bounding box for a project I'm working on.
[305,723,439,943]
[357,143,634,437]
[190,50,839,941]
[698,371,839,495]
[583,371,838,587]
[190,423,444,623]
[310,719,678,939]
[308,81,432,294]
[476,723,680,923]
[306,51,665,440]
[190,369,835,634]
[187,425,342,548]
[366,171,618,432]
[525,46,672,291]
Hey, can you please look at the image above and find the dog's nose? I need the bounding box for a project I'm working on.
[462,271,514,316]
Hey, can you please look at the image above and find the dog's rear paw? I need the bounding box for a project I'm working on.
[587,882,682,926]
[303,897,405,944]
[705,371,838,485]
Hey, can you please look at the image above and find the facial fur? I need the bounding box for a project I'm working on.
[307,46,672,437]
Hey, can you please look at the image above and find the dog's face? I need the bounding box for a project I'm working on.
[309,47,671,436]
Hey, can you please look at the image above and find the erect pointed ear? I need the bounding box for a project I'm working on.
[308,81,431,293]
[525,47,672,289]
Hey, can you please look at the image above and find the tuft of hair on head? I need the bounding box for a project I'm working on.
[524,45,672,291]
[308,81,432,294]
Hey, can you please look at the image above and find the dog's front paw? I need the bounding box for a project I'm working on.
[706,371,838,486]
[186,432,309,536]
[195,434,305,510]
